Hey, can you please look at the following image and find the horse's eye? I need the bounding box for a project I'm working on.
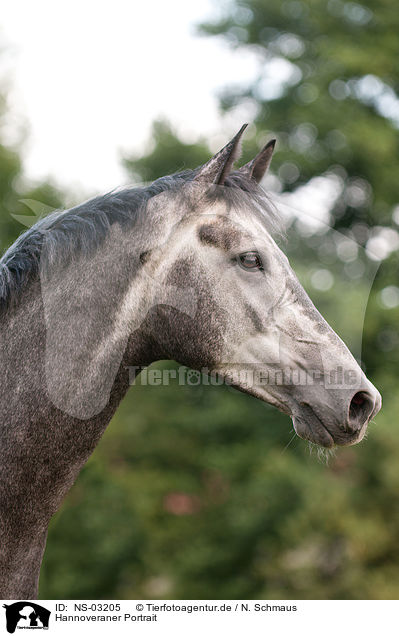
[238,252,263,271]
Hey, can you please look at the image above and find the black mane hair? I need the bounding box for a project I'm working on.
[0,170,283,314]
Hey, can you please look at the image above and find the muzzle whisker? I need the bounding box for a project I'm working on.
[281,431,298,454]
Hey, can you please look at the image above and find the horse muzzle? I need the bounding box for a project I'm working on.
[292,386,382,448]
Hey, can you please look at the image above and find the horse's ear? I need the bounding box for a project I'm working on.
[238,139,276,183]
[194,124,248,185]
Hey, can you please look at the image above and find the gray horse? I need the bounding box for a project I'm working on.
[0,125,381,598]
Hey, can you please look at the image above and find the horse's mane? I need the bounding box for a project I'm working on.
[0,170,283,315]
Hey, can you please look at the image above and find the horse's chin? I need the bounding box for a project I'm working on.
[292,416,367,448]
[292,416,335,448]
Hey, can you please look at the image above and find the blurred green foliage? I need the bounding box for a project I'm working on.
[39,372,399,599]
[1,0,399,600]
[198,0,399,230]
[122,120,211,183]
[0,91,63,252]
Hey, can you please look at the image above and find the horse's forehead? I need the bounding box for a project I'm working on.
[149,189,285,262]
[194,198,277,243]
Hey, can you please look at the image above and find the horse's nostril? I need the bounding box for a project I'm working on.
[348,391,375,429]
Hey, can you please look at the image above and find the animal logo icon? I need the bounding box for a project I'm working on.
[2,602,50,633]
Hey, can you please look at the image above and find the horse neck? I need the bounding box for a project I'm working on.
[0,240,160,598]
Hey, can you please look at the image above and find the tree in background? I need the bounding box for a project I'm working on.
[122,119,211,184]
[0,82,63,252]
[199,0,399,233]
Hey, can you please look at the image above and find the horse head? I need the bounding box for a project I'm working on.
[138,125,381,447]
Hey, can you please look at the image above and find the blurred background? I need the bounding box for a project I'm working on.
[1,0,399,599]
